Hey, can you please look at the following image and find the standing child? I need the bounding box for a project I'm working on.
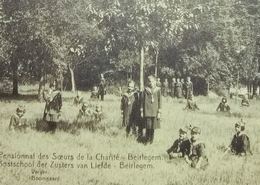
[140,75,162,144]
[98,74,106,101]
[90,86,99,100]
[167,128,191,159]
[229,120,252,156]
[9,105,28,131]
[121,80,139,137]
[185,127,209,169]
[43,81,62,133]
[175,78,183,98]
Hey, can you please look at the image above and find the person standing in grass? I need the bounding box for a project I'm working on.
[98,74,106,101]
[9,105,28,131]
[185,127,209,169]
[229,120,252,156]
[140,75,162,144]
[167,128,191,159]
[175,78,183,98]
[43,81,62,133]
[90,86,99,100]
[162,78,169,97]
[185,76,193,99]
[216,97,230,112]
[170,77,176,98]
[121,80,140,137]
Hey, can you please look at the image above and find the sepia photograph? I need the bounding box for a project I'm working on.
[0,0,260,184]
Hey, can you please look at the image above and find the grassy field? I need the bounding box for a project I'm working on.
[0,87,260,185]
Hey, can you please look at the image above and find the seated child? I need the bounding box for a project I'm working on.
[93,105,103,122]
[9,105,28,131]
[77,103,92,121]
[185,127,209,169]
[229,120,252,156]
[73,92,84,106]
[167,127,190,159]
[241,95,250,107]
[216,97,230,112]
[90,86,99,100]
[184,96,199,111]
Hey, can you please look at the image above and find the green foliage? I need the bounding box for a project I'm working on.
[0,0,259,92]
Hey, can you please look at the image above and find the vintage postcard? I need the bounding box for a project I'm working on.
[0,0,259,185]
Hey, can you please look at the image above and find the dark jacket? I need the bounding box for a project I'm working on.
[216,102,230,112]
[98,79,106,95]
[188,140,209,169]
[167,137,191,157]
[141,87,161,117]
[43,90,62,122]
[121,91,140,127]
[185,82,193,98]
[230,132,251,155]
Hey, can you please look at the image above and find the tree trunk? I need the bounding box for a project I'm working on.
[11,61,18,96]
[130,65,133,80]
[38,75,45,102]
[154,49,159,77]
[68,65,76,92]
[140,46,144,91]
[206,79,209,96]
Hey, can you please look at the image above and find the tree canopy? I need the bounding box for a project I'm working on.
[0,0,259,95]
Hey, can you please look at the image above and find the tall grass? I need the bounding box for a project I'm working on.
[0,88,260,185]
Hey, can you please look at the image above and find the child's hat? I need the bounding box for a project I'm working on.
[128,80,135,89]
[16,105,26,113]
[235,119,245,127]
[82,102,88,108]
[222,97,227,103]
[191,126,201,134]
[179,127,188,134]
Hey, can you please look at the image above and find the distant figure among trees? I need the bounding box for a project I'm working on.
[162,78,169,97]
[170,78,176,98]
[43,81,62,133]
[185,76,193,99]
[175,78,183,98]
[216,97,230,112]
[98,74,106,101]
[9,105,28,131]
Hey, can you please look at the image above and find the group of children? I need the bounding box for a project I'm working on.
[9,80,103,133]
[73,86,103,106]
[167,119,252,169]
[8,75,253,170]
